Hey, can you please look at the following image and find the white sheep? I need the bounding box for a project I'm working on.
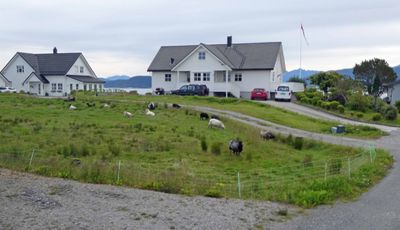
[103,103,110,108]
[145,109,155,116]
[69,105,77,110]
[208,118,225,129]
[123,111,133,118]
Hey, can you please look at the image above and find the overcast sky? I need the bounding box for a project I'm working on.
[1,0,399,77]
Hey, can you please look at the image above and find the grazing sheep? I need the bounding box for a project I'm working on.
[260,130,275,140]
[64,96,75,102]
[69,105,77,110]
[208,118,225,129]
[145,109,155,116]
[200,112,209,120]
[123,111,133,118]
[172,103,181,109]
[86,102,96,107]
[103,103,110,108]
[229,140,243,156]
[147,102,156,110]
[211,115,220,120]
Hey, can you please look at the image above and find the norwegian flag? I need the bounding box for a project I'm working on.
[301,24,309,46]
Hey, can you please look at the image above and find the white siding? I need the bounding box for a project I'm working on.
[0,76,6,87]
[390,84,400,106]
[66,55,94,76]
[2,55,34,93]
[151,72,177,92]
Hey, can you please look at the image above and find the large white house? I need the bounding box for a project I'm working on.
[0,47,104,96]
[148,36,286,98]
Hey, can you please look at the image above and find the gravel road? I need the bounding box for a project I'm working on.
[0,169,297,230]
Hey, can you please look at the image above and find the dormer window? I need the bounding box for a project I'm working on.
[198,52,206,60]
[80,66,84,73]
[17,65,24,73]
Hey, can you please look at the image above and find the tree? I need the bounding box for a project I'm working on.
[329,76,362,105]
[309,71,342,94]
[353,58,397,111]
[353,58,397,95]
[288,76,306,86]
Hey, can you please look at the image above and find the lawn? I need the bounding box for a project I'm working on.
[0,94,393,207]
[86,93,386,139]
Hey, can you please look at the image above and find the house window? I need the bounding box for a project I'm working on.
[198,52,206,60]
[83,84,87,91]
[89,84,92,91]
[51,83,57,92]
[57,83,63,92]
[234,73,242,82]
[94,84,98,91]
[203,73,210,81]
[80,66,84,73]
[165,74,171,82]
[194,73,201,81]
[70,84,73,91]
[76,84,79,90]
[17,65,24,73]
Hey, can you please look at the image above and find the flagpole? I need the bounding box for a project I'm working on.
[299,23,302,79]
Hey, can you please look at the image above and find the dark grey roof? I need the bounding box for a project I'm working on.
[18,52,81,75]
[147,42,282,71]
[67,75,105,83]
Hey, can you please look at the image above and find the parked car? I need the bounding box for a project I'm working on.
[250,88,268,100]
[171,84,209,96]
[0,87,16,93]
[274,84,292,102]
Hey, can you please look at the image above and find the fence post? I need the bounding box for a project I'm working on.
[324,161,328,181]
[347,158,351,179]
[28,149,35,170]
[117,160,121,183]
[237,172,241,198]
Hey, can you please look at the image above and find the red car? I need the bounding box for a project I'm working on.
[250,88,268,100]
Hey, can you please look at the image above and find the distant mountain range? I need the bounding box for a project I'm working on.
[100,75,151,88]
[284,65,400,82]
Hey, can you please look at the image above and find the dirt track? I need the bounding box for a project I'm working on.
[0,169,296,230]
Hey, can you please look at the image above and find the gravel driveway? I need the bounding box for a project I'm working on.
[0,169,297,230]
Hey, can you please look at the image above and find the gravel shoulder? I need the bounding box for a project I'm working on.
[0,169,298,230]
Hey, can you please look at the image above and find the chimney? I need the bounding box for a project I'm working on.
[53,47,58,54]
[170,58,175,65]
[227,36,232,47]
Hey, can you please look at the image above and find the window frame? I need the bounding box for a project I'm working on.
[16,65,24,73]
[57,83,63,92]
[234,73,242,82]
[51,83,57,92]
[198,52,206,60]
[194,72,202,81]
[202,72,210,81]
[80,66,84,73]
[165,73,172,82]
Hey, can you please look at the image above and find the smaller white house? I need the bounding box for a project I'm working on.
[0,47,104,97]
[148,36,286,98]
[385,80,400,106]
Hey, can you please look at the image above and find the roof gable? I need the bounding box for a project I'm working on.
[148,42,283,71]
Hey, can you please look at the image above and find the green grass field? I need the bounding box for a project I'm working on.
[0,94,393,207]
[87,93,386,139]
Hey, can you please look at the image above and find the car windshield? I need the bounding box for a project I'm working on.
[277,86,289,92]
[180,86,188,90]
[254,88,265,92]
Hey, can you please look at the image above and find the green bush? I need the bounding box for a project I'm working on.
[293,137,304,150]
[348,92,370,112]
[329,101,340,110]
[372,113,382,121]
[384,106,398,120]
[211,142,222,155]
[395,101,400,112]
[356,112,364,118]
[337,105,345,114]
[200,137,208,152]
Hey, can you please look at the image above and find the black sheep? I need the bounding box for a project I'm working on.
[148,102,156,110]
[211,115,220,120]
[200,112,209,120]
[229,140,243,156]
[172,103,181,109]
[260,130,275,140]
